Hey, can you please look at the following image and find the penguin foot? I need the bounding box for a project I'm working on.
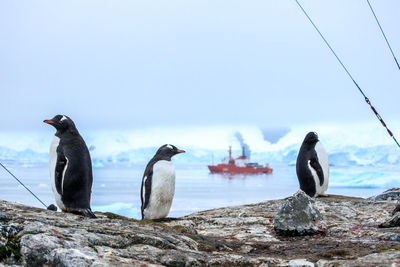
[65,208,97,218]
[83,208,97,219]
[152,217,178,222]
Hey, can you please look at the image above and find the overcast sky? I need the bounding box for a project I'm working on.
[1,0,399,131]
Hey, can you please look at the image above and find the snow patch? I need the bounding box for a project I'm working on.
[0,122,399,168]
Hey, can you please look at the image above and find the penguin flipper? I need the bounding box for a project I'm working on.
[310,158,324,186]
[141,174,153,219]
[141,162,154,219]
[55,153,67,195]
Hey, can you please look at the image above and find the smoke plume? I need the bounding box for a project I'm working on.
[234,132,251,159]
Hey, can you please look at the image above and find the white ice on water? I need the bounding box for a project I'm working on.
[0,121,399,167]
[1,122,399,218]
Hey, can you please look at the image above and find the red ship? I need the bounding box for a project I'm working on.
[208,146,273,174]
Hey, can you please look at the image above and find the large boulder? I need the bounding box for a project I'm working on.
[274,190,327,236]
[368,188,400,201]
[392,200,400,215]
[379,213,400,228]
[379,202,400,228]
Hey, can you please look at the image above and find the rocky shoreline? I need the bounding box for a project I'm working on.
[1,192,400,266]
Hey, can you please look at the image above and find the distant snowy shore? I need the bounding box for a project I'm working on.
[1,122,399,167]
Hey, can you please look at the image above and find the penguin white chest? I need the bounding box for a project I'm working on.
[49,136,65,210]
[313,142,330,196]
[144,160,176,219]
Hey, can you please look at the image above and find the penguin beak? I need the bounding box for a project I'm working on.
[177,150,185,153]
[43,120,54,124]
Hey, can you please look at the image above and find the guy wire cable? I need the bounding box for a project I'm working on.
[294,0,400,149]
[366,0,400,70]
[0,161,48,208]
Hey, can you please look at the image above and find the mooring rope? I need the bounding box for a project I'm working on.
[294,0,400,149]
[0,161,48,208]
[366,0,400,70]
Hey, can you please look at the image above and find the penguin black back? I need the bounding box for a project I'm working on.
[44,115,95,218]
[296,132,325,197]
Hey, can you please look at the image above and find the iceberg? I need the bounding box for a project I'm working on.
[0,121,399,168]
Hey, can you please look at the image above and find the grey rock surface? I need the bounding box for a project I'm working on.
[0,192,399,266]
[392,200,400,215]
[315,251,400,266]
[274,190,327,236]
[379,212,400,228]
[368,188,400,201]
[289,258,315,267]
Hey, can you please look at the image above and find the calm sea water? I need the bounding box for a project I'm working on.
[0,162,395,219]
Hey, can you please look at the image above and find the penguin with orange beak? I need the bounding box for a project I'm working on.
[44,115,96,218]
[141,144,185,220]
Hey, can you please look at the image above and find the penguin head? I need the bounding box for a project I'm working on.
[155,144,185,160]
[303,132,319,145]
[44,115,78,134]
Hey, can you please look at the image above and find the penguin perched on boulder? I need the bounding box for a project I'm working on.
[141,144,185,220]
[296,132,329,197]
[44,115,96,218]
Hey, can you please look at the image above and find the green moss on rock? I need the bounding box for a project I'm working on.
[378,246,400,252]
[0,236,22,261]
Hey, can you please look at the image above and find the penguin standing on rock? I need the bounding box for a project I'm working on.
[141,144,185,220]
[296,132,329,198]
[44,115,96,218]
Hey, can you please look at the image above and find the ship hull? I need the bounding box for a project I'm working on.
[208,164,273,174]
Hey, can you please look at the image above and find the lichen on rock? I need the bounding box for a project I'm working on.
[0,221,23,264]
[0,191,399,266]
[273,190,327,236]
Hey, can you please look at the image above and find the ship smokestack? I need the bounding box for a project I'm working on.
[234,131,251,159]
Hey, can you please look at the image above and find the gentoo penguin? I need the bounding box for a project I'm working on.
[296,132,329,197]
[141,144,185,220]
[44,115,96,218]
